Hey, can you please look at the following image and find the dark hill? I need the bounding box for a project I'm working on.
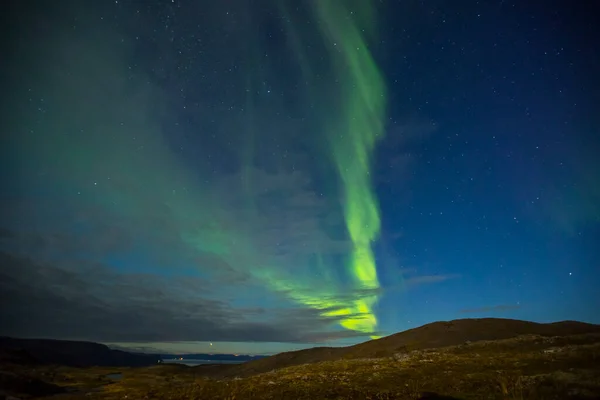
[0,336,159,367]
[343,318,600,359]
[208,318,600,378]
[160,353,265,362]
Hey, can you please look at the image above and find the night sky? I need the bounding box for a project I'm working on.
[1,0,598,355]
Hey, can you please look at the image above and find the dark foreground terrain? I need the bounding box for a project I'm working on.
[2,318,600,400]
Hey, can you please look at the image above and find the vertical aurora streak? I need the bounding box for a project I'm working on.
[313,1,387,336]
[245,0,387,337]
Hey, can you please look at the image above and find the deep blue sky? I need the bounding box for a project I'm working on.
[1,0,598,355]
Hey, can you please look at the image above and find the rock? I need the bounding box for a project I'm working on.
[393,353,411,362]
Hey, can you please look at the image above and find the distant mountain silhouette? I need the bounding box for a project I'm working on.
[0,336,159,367]
[210,318,600,378]
[161,353,266,362]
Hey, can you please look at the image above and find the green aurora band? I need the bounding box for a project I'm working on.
[314,1,387,337]
[5,0,388,341]
[259,0,387,337]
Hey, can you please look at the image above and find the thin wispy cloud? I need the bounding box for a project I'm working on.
[0,251,372,345]
[404,274,461,287]
[460,304,522,314]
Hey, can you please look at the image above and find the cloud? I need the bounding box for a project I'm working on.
[213,167,350,256]
[460,304,522,314]
[376,118,438,186]
[404,274,461,287]
[382,118,438,153]
[0,252,372,345]
[375,271,459,298]
[106,344,165,354]
[0,222,134,259]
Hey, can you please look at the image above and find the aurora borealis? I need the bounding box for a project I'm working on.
[268,0,388,336]
[1,0,599,355]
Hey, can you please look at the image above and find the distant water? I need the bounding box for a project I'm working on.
[162,359,246,366]
[105,373,123,381]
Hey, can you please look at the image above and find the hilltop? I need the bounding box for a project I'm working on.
[344,318,600,358]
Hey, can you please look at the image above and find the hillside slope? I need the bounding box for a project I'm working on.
[4,331,600,399]
[343,318,600,359]
[206,318,600,378]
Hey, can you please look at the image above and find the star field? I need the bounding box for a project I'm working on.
[1,0,598,355]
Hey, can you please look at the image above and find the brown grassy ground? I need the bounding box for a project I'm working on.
[4,332,599,400]
[188,318,600,380]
